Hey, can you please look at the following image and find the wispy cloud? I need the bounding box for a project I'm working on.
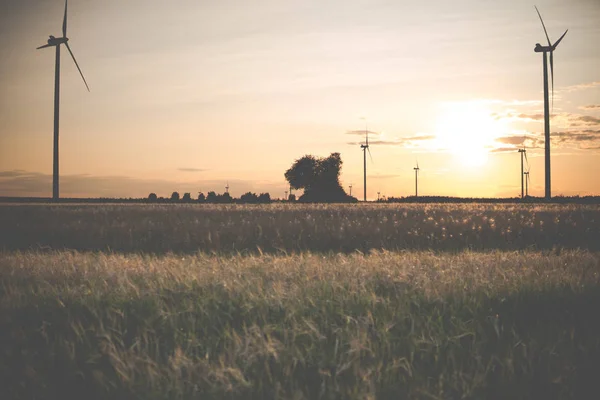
[345,130,381,136]
[177,168,207,172]
[346,134,436,147]
[557,81,600,93]
[580,105,600,111]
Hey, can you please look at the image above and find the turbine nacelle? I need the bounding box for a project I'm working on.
[534,43,551,52]
[46,35,69,46]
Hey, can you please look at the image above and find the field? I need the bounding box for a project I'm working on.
[1,204,600,399]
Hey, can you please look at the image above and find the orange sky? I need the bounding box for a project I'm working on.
[1,0,599,199]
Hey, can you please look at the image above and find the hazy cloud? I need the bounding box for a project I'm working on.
[490,147,520,154]
[581,105,600,111]
[517,113,544,121]
[558,81,600,93]
[177,168,207,172]
[346,134,436,147]
[345,130,381,136]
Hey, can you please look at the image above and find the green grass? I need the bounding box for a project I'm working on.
[1,203,599,253]
[2,250,600,399]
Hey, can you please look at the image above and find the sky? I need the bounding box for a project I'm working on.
[1,0,599,199]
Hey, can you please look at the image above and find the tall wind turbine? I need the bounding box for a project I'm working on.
[518,148,526,199]
[524,169,531,197]
[37,0,89,201]
[360,125,373,202]
[533,5,568,200]
[413,161,420,197]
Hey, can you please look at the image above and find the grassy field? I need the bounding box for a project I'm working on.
[1,203,599,253]
[1,204,600,399]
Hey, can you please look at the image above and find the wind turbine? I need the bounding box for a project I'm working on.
[37,0,89,201]
[413,161,420,197]
[524,169,531,197]
[225,181,229,194]
[518,147,527,199]
[360,124,373,202]
[349,183,353,197]
[533,5,568,200]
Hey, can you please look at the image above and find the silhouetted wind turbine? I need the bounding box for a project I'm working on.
[360,124,373,202]
[524,169,530,197]
[413,161,420,197]
[534,5,568,200]
[37,0,89,201]
[349,183,353,197]
[518,147,526,199]
[225,181,229,194]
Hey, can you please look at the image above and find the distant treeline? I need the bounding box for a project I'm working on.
[2,194,600,204]
[383,195,600,204]
[147,191,276,204]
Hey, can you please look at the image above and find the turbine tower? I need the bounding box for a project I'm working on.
[349,183,353,197]
[413,161,420,197]
[225,181,229,194]
[533,6,568,200]
[37,0,89,201]
[524,169,530,197]
[360,124,373,202]
[518,148,526,199]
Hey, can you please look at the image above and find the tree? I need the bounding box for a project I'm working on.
[258,192,271,203]
[170,192,180,202]
[197,192,206,203]
[182,192,192,202]
[148,193,158,202]
[285,153,356,203]
[240,192,259,203]
[206,191,217,203]
[220,192,233,204]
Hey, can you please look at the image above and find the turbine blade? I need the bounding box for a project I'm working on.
[37,44,53,49]
[63,0,68,37]
[524,150,529,168]
[552,29,568,49]
[550,51,554,113]
[367,147,374,164]
[534,6,552,47]
[65,42,90,91]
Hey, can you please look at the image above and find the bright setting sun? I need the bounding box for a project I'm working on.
[433,102,506,168]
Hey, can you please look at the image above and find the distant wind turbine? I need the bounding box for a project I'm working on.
[524,169,531,197]
[37,0,89,201]
[534,5,568,200]
[414,161,420,197]
[349,183,353,197]
[225,181,229,194]
[359,122,374,202]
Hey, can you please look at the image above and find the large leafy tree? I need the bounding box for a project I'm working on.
[285,153,356,203]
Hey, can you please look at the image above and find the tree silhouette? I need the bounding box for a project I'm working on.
[206,191,217,203]
[285,153,356,203]
[148,193,158,202]
[220,192,233,204]
[258,193,271,203]
[170,192,180,202]
[182,193,192,203]
[197,192,206,203]
[240,192,259,204]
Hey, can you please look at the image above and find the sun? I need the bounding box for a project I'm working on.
[433,102,505,167]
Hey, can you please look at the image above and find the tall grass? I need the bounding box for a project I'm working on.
[1,203,599,253]
[1,250,600,399]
